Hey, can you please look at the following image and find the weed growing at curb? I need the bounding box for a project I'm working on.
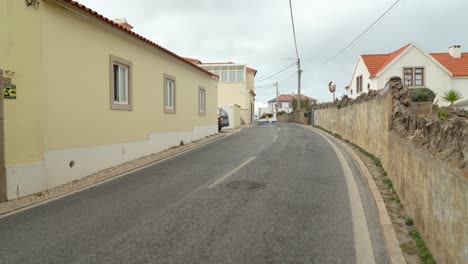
[313,125,437,264]
[409,229,436,264]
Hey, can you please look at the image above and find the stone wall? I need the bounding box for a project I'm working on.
[313,78,467,264]
[277,110,308,124]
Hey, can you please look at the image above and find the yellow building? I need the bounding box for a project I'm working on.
[0,0,219,200]
[185,59,257,125]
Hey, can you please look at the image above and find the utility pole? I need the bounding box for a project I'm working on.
[274,81,279,116]
[296,58,302,111]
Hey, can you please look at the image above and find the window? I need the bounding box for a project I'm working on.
[198,87,206,115]
[202,65,245,82]
[403,67,424,87]
[356,75,363,93]
[110,55,132,110]
[164,74,176,113]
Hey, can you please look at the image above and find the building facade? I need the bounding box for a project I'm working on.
[187,60,256,125]
[0,0,219,200]
[261,94,316,116]
[348,43,468,105]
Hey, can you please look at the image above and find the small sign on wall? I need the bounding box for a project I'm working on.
[4,84,16,99]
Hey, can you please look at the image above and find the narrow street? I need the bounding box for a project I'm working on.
[0,123,388,264]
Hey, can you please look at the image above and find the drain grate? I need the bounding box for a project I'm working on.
[225,180,265,192]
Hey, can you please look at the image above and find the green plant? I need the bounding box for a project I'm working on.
[409,88,436,102]
[441,89,463,106]
[437,108,449,121]
[405,217,414,226]
[267,113,273,118]
[291,98,311,111]
[409,229,437,264]
[277,110,287,116]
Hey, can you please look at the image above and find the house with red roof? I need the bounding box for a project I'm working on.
[348,43,468,105]
[259,94,316,116]
[0,0,221,200]
[185,60,257,125]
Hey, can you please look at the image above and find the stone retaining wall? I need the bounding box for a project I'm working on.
[313,77,467,264]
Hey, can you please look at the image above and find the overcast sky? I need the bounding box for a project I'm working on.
[80,0,468,112]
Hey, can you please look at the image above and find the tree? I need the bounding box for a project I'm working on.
[441,89,463,106]
[291,98,311,111]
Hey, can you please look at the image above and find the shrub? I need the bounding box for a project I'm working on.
[277,110,287,116]
[442,89,463,106]
[409,88,436,102]
[267,113,273,118]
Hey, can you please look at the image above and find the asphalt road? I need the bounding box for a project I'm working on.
[0,123,388,264]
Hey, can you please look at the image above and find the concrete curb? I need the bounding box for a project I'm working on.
[311,127,406,264]
[0,130,241,218]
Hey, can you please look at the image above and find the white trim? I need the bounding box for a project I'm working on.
[5,126,217,200]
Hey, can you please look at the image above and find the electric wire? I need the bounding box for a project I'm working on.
[303,0,401,72]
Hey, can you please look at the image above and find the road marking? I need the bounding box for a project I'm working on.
[314,130,376,264]
[272,135,278,142]
[207,156,256,189]
[278,128,281,131]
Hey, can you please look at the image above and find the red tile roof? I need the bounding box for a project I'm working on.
[246,67,257,73]
[361,43,412,77]
[430,52,468,77]
[183,57,202,64]
[62,0,217,78]
[361,43,468,77]
[268,94,316,103]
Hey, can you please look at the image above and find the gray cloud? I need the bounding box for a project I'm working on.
[80,0,468,107]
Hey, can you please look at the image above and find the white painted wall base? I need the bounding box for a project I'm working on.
[6,125,217,200]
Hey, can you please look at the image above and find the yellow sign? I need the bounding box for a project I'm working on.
[4,84,16,99]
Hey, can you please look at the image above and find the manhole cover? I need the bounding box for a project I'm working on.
[225,180,265,192]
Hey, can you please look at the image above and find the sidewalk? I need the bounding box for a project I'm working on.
[0,130,240,216]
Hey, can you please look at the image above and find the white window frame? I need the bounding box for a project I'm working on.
[110,55,132,111]
[164,74,176,113]
[198,87,206,115]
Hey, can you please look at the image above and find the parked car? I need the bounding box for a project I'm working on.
[218,108,229,131]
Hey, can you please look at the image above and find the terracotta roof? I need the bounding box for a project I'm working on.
[361,43,412,77]
[183,57,202,64]
[430,52,468,77]
[62,0,217,78]
[268,94,316,103]
[200,62,235,65]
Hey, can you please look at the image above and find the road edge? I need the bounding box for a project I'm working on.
[310,127,406,264]
[0,129,242,218]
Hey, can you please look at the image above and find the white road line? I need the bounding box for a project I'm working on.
[315,131,376,264]
[272,135,279,142]
[278,128,281,131]
[207,156,256,189]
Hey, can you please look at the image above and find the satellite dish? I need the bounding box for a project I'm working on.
[328,81,336,93]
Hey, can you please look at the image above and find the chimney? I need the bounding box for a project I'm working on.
[113,17,133,31]
[448,45,462,58]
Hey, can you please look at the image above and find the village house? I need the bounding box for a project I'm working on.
[259,94,316,117]
[185,59,257,125]
[0,0,219,200]
[347,43,468,105]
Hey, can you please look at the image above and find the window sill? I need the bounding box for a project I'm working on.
[110,103,132,111]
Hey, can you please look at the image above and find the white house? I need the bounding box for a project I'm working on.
[260,94,316,116]
[348,43,468,105]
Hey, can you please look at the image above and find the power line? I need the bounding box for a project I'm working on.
[254,62,297,83]
[255,71,298,91]
[303,0,401,72]
[289,0,299,59]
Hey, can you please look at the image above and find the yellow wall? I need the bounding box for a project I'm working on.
[218,82,246,109]
[0,0,45,165]
[4,0,218,164]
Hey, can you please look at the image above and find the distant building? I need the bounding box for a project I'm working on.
[264,94,317,115]
[185,59,257,125]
